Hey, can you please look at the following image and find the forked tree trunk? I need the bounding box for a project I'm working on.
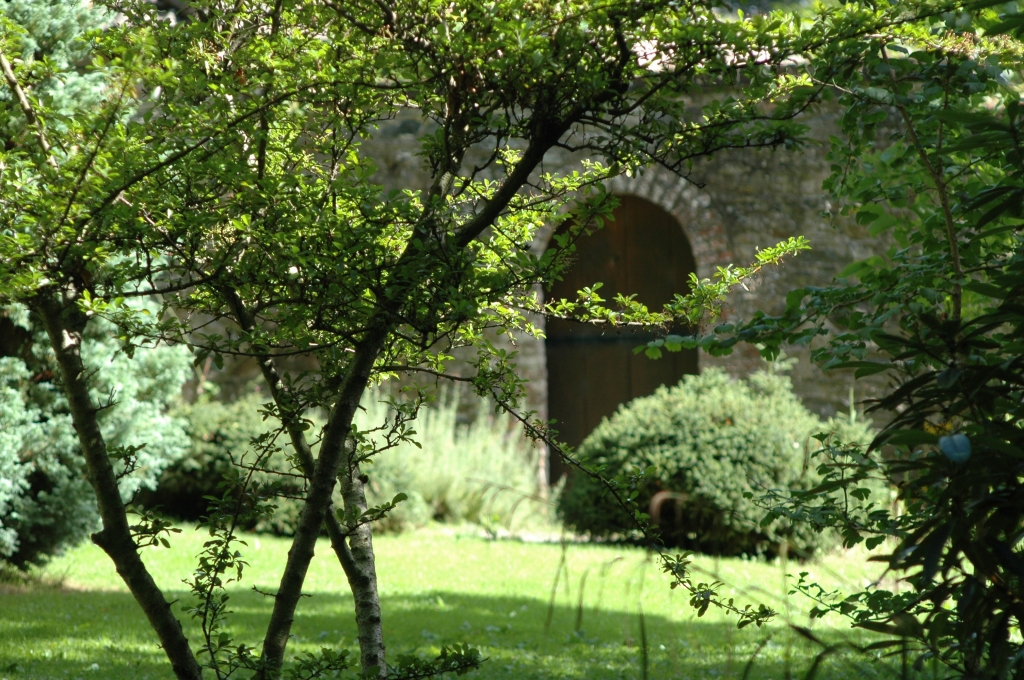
[256,327,387,679]
[227,293,386,675]
[36,294,203,680]
[260,382,387,676]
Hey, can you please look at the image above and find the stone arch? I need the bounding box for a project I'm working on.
[606,168,734,277]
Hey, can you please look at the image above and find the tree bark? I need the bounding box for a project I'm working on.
[334,459,385,675]
[225,291,386,675]
[36,294,203,680]
[257,326,387,678]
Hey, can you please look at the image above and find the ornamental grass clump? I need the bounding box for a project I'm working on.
[357,392,544,531]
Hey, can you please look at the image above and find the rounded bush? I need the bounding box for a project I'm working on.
[557,368,866,557]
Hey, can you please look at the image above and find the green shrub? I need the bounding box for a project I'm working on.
[0,305,192,567]
[557,368,872,557]
[146,389,544,534]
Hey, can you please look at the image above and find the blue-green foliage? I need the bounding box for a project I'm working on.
[0,0,110,134]
[0,305,191,566]
[558,368,873,557]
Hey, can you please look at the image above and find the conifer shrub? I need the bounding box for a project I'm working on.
[557,368,871,557]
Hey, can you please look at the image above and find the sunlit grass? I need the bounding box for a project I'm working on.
[0,526,898,680]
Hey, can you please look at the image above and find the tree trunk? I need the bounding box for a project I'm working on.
[335,458,385,675]
[225,292,386,675]
[257,327,387,678]
[263,370,386,675]
[36,294,203,680]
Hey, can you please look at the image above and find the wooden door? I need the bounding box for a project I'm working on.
[546,195,698,479]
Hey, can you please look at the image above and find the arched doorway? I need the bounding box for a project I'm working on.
[546,195,698,480]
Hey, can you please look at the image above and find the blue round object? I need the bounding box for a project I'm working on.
[939,433,971,464]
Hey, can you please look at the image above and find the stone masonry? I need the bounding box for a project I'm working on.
[363,107,879,429]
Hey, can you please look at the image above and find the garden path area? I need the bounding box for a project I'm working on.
[1,528,891,680]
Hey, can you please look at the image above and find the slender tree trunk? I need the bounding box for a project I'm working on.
[36,294,203,680]
[226,290,386,675]
[257,327,387,678]
[335,458,385,674]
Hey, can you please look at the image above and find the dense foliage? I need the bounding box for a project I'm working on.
[0,0,110,131]
[700,8,1024,677]
[558,368,872,557]
[0,0,976,676]
[0,305,191,567]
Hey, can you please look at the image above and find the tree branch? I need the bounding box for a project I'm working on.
[0,51,58,171]
[36,294,202,680]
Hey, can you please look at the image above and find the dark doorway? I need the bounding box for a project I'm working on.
[546,195,698,481]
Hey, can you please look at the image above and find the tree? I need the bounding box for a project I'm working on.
[0,0,968,677]
[711,5,1024,676]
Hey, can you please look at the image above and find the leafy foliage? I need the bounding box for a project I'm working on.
[707,7,1024,677]
[0,0,110,132]
[0,0,974,675]
[558,368,873,557]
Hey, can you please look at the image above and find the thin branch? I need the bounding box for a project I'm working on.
[881,45,962,322]
[0,50,58,170]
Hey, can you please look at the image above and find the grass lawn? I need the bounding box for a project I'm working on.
[0,526,903,680]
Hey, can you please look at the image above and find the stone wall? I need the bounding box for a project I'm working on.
[363,107,881,424]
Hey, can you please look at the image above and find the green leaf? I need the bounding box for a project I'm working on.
[829,360,890,377]
[963,281,1007,299]
[785,288,807,314]
[838,256,884,279]
[883,429,938,447]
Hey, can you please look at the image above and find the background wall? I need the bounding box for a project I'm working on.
[349,107,882,457]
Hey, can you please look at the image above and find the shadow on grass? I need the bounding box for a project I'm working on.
[0,588,900,680]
